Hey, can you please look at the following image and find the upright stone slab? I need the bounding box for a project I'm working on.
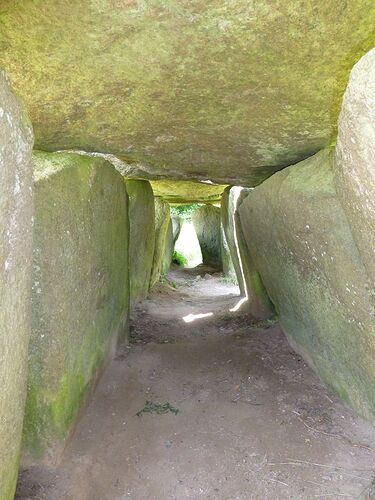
[221,187,247,293]
[0,72,33,500]
[150,198,171,287]
[335,48,375,286]
[239,149,375,421]
[23,151,129,464]
[125,180,155,304]
[234,205,274,319]
[162,217,174,276]
[220,223,236,281]
[171,214,181,244]
[192,205,222,269]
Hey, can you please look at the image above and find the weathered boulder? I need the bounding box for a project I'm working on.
[239,149,375,420]
[335,48,375,287]
[125,180,155,304]
[0,72,33,500]
[192,205,222,269]
[23,151,129,464]
[0,2,374,185]
[150,198,171,286]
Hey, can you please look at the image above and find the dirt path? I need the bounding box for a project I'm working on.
[17,267,375,499]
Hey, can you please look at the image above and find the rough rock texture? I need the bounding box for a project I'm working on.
[151,180,226,203]
[150,198,171,287]
[23,151,129,464]
[335,48,375,287]
[239,149,375,421]
[0,2,374,185]
[125,180,155,304]
[192,205,222,269]
[0,72,33,500]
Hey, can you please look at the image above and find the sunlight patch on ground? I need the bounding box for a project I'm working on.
[183,312,213,323]
[230,297,248,312]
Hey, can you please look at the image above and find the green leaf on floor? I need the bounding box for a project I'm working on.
[136,400,179,417]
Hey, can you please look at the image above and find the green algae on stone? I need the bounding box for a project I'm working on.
[0,1,374,185]
[22,151,130,464]
[239,149,375,421]
[125,179,155,304]
[0,71,34,500]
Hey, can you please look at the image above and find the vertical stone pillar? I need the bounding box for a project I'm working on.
[0,72,33,499]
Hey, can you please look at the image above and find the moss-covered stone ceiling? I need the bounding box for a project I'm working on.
[0,1,374,185]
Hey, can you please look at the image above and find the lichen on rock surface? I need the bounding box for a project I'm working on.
[23,151,130,464]
[0,1,374,185]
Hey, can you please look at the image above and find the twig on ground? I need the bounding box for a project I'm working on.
[296,415,375,454]
[267,460,371,480]
[267,478,289,487]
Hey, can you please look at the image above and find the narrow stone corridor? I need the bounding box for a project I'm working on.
[17,267,375,500]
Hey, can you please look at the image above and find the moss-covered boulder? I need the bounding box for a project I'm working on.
[0,2,374,185]
[150,198,171,286]
[0,72,33,500]
[192,205,222,269]
[239,149,375,421]
[125,180,155,304]
[335,48,375,287]
[23,151,129,464]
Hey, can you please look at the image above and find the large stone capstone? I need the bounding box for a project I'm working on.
[125,179,155,304]
[0,71,33,500]
[0,2,374,185]
[23,151,130,464]
[221,187,246,294]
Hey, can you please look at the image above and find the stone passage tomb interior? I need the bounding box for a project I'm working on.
[0,3,375,499]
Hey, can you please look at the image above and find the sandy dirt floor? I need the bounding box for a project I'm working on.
[16,266,375,499]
